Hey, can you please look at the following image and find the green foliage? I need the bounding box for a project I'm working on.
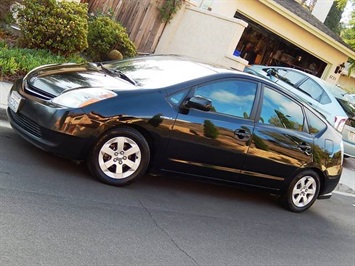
[0,40,7,48]
[335,0,348,10]
[17,0,88,56]
[324,0,346,35]
[159,0,184,23]
[86,15,136,61]
[0,46,86,81]
[340,3,355,76]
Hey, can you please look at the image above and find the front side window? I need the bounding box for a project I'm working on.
[194,80,257,119]
[168,89,189,106]
[260,87,304,131]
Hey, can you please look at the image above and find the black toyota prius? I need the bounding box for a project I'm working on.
[7,55,343,212]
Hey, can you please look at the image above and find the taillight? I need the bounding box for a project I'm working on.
[334,116,347,132]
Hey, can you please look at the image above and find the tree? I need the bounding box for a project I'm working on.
[324,0,348,35]
[340,1,355,75]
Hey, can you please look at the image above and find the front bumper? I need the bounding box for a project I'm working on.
[8,108,91,160]
[6,80,97,160]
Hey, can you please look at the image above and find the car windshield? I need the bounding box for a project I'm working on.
[103,56,219,88]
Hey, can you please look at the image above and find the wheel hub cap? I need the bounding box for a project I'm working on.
[292,176,316,208]
[98,136,141,179]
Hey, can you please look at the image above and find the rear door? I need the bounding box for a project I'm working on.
[241,86,314,190]
[163,78,259,182]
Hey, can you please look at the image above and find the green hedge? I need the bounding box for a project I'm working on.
[17,0,88,56]
[0,44,86,81]
[86,16,137,61]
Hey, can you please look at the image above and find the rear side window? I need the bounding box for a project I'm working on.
[260,87,304,131]
[298,79,331,104]
[282,70,305,86]
[305,108,327,135]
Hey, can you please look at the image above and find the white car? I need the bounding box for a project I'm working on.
[244,65,355,158]
[325,85,355,158]
[346,94,355,104]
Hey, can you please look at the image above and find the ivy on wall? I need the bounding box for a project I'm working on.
[159,0,184,22]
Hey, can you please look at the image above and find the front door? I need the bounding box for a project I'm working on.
[164,79,259,182]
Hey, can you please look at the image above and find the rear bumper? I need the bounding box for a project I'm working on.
[319,173,342,196]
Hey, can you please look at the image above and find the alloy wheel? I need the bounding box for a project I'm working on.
[98,136,141,179]
[291,175,317,208]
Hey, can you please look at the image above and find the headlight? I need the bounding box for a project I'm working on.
[52,88,117,108]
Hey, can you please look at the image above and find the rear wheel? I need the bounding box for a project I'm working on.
[87,127,150,186]
[282,170,320,212]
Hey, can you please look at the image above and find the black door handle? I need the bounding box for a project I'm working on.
[234,129,251,141]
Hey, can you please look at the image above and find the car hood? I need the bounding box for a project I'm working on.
[26,63,135,98]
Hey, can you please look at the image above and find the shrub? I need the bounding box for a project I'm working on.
[86,15,136,61]
[0,45,86,81]
[17,0,88,56]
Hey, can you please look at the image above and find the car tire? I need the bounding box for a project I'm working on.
[282,170,320,213]
[87,127,150,186]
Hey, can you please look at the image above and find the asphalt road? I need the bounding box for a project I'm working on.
[0,122,354,266]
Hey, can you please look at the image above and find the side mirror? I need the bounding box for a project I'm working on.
[184,96,212,111]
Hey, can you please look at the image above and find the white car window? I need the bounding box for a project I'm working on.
[282,70,305,86]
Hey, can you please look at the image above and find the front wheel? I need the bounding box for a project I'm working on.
[87,127,150,186]
[282,170,320,212]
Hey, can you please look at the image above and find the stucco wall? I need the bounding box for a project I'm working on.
[155,5,248,70]
[339,75,355,93]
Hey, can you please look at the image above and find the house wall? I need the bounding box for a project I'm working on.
[194,0,351,85]
[155,5,248,70]
[339,75,355,93]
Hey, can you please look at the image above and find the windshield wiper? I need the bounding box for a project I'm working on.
[98,63,137,85]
